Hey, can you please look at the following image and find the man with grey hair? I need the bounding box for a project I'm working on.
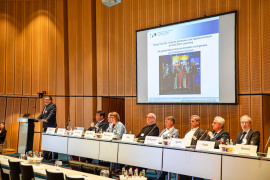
[159,116,180,140]
[184,115,206,146]
[204,116,230,149]
[234,115,260,146]
[136,113,159,141]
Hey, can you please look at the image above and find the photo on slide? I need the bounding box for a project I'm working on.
[159,51,201,95]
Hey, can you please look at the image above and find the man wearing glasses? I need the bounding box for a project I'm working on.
[38,96,57,132]
[204,116,230,149]
[136,113,159,141]
[234,115,260,146]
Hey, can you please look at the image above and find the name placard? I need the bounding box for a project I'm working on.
[57,128,66,135]
[73,130,83,137]
[144,136,160,145]
[84,131,95,138]
[122,134,135,142]
[170,138,186,147]
[267,147,270,158]
[235,144,257,156]
[196,140,215,150]
[102,132,114,140]
[46,128,56,134]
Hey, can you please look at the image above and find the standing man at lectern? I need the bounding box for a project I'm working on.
[38,96,57,132]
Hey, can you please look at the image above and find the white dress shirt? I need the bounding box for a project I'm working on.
[184,127,199,145]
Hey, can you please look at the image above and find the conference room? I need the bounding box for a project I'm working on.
[0,0,270,179]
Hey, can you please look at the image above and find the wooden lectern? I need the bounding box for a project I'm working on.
[17,117,41,153]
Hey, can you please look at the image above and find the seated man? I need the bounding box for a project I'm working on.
[88,110,109,133]
[234,115,260,146]
[0,122,7,144]
[136,113,159,141]
[184,115,206,146]
[204,116,230,149]
[108,112,126,138]
[159,116,180,180]
[159,116,180,139]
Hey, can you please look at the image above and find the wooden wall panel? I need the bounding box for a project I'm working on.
[229,105,240,141]
[218,0,227,13]
[155,105,164,133]
[5,98,13,149]
[190,0,198,19]
[83,0,95,96]
[207,0,217,15]
[124,0,132,96]
[147,0,155,28]
[6,0,15,95]
[191,105,199,116]
[209,105,218,129]
[0,98,6,122]
[31,0,41,96]
[172,0,180,22]
[67,0,76,96]
[76,97,84,127]
[125,98,133,133]
[239,95,251,116]
[96,0,109,96]
[200,105,209,131]
[69,97,76,128]
[238,0,250,94]
[116,3,125,96]
[132,0,139,96]
[140,104,148,131]
[40,0,48,94]
[23,0,32,95]
[83,97,96,128]
[48,0,57,95]
[263,95,270,153]
[0,0,6,94]
[180,0,190,21]
[75,0,83,96]
[251,95,263,152]
[11,98,20,152]
[108,6,117,96]
[250,0,261,94]
[116,99,125,125]
[181,105,190,138]
[173,105,181,136]
[14,0,23,95]
[163,0,172,24]
[219,105,229,131]
[198,0,206,17]
[132,98,140,136]
[262,0,270,93]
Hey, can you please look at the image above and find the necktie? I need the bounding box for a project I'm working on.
[238,132,247,144]
[213,132,217,137]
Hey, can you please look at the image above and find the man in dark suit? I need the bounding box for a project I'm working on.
[38,96,57,132]
[88,110,109,133]
[184,115,206,146]
[136,113,159,141]
[204,116,230,149]
[234,115,260,147]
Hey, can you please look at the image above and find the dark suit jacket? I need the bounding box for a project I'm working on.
[136,123,159,141]
[0,129,7,144]
[185,128,206,145]
[234,129,260,146]
[204,129,230,149]
[38,103,57,131]
[88,120,109,133]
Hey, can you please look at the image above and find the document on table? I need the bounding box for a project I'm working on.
[67,175,93,180]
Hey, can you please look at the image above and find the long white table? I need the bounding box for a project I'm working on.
[41,133,270,180]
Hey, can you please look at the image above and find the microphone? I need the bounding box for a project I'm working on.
[145,124,157,137]
[264,136,270,153]
[198,128,209,140]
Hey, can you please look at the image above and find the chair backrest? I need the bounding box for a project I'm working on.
[46,170,64,180]
[8,160,21,180]
[69,160,82,171]
[95,165,109,176]
[20,163,34,180]
[0,162,9,180]
[65,175,84,180]
[81,163,96,174]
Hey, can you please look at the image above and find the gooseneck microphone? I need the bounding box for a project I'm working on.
[264,136,270,153]
[198,128,209,140]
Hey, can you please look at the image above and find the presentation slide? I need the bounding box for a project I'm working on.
[137,12,236,104]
